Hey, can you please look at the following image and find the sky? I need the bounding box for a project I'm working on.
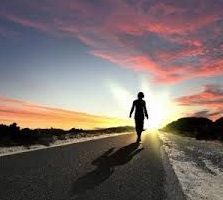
[0,0,222,129]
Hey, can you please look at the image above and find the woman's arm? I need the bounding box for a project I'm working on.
[144,101,148,119]
[129,101,135,118]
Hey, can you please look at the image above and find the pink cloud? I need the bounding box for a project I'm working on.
[0,0,223,83]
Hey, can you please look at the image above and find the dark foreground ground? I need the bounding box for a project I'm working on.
[0,132,166,200]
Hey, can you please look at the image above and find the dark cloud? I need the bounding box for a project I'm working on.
[188,109,223,119]
[176,84,223,119]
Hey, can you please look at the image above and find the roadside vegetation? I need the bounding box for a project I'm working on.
[161,117,223,141]
[0,123,134,147]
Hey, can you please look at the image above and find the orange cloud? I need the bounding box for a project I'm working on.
[0,97,129,129]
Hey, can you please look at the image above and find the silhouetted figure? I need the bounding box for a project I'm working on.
[129,92,148,142]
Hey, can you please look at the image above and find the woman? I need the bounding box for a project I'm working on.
[129,92,148,142]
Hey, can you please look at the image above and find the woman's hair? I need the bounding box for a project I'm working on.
[138,92,144,98]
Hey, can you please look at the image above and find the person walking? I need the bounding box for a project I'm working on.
[129,92,148,142]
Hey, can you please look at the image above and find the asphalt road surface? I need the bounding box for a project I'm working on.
[0,132,166,200]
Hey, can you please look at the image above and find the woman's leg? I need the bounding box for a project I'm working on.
[135,119,143,141]
[135,119,139,140]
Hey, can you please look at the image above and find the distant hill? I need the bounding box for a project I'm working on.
[161,117,223,141]
[0,123,134,147]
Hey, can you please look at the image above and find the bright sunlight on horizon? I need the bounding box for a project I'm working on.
[109,77,183,130]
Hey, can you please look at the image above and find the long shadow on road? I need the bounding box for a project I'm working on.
[72,142,143,195]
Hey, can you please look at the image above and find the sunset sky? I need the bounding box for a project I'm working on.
[0,0,222,129]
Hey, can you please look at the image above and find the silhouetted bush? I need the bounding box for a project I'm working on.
[215,117,223,127]
[0,123,134,147]
[161,117,223,141]
[213,117,223,140]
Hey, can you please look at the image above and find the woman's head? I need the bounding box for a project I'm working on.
[137,92,144,99]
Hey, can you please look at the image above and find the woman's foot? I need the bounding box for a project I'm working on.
[136,137,141,143]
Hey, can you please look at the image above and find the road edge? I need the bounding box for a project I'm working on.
[159,132,187,200]
[0,132,132,157]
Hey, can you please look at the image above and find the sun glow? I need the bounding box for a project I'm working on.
[142,88,173,129]
[109,77,182,130]
[144,78,187,129]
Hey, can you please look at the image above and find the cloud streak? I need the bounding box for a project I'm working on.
[176,84,223,119]
[0,0,223,83]
[191,110,223,119]
[0,97,128,129]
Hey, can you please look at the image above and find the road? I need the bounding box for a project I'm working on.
[0,132,166,200]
